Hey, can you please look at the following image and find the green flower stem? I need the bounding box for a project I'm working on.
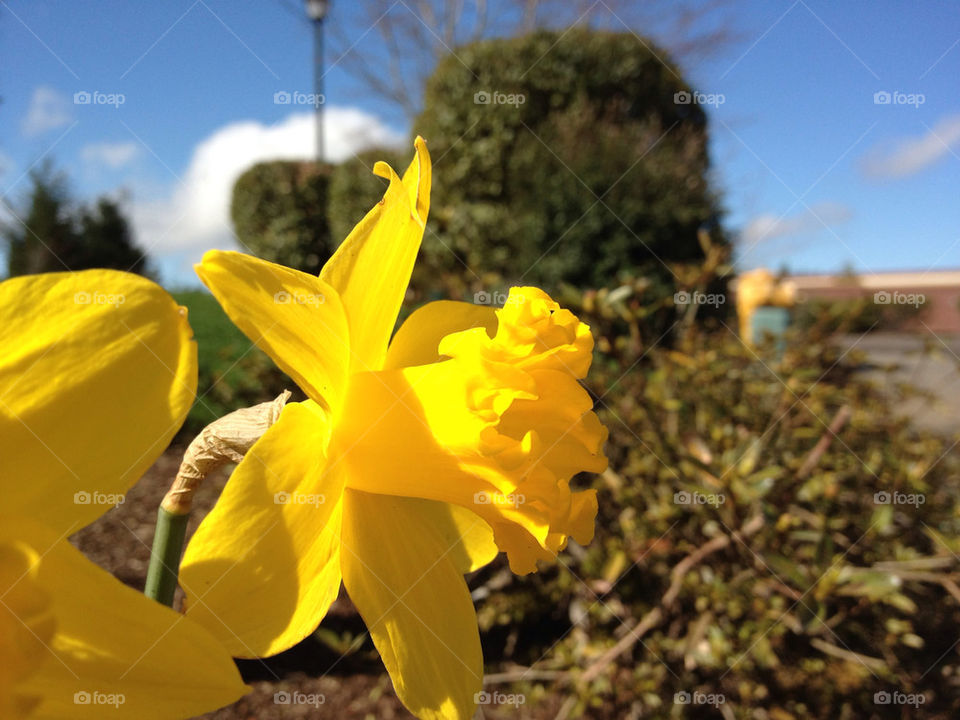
[145,507,190,606]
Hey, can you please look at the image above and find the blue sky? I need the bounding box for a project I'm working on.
[1,0,958,285]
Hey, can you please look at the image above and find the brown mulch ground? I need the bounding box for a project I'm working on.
[69,444,562,719]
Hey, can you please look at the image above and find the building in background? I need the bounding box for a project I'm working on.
[788,270,960,333]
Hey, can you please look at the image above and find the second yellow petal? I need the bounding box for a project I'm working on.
[0,270,196,534]
[181,401,345,658]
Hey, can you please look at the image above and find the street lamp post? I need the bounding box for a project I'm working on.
[305,0,330,162]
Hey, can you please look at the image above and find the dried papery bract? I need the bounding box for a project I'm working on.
[144,391,291,606]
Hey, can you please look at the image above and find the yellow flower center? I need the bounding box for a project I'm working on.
[338,287,607,574]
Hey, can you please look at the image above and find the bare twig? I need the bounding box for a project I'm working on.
[796,405,852,479]
[809,638,887,672]
[941,578,960,605]
[575,514,764,685]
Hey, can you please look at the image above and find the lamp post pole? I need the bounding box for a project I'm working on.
[305,1,330,162]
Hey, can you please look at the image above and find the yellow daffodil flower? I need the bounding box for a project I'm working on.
[0,270,247,718]
[180,137,608,719]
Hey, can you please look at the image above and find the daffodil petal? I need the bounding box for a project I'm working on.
[341,489,482,720]
[400,499,498,575]
[335,289,607,574]
[441,504,499,573]
[381,299,501,574]
[181,401,344,658]
[2,517,246,719]
[320,137,431,372]
[401,135,431,225]
[385,300,497,370]
[0,535,53,718]
[0,270,196,534]
[196,250,349,412]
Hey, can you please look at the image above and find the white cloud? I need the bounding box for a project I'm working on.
[131,107,404,274]
[861,113,960,179]
[741,202,852,247]
[81,141,140,170]
[22,86,73,137]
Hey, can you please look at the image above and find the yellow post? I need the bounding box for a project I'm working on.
[735,269,797,346]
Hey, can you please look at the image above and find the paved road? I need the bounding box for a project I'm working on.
[837,332,960,436]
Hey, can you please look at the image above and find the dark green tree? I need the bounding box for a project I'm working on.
[5,166,77,276]
[76,197,153,277]
[4,164,152,277]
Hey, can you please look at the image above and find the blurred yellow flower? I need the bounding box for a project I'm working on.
[180,137,607,720]
[0,270,247,719]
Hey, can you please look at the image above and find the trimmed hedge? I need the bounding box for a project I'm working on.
[415,28,727,294]
[230,160,334,274]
